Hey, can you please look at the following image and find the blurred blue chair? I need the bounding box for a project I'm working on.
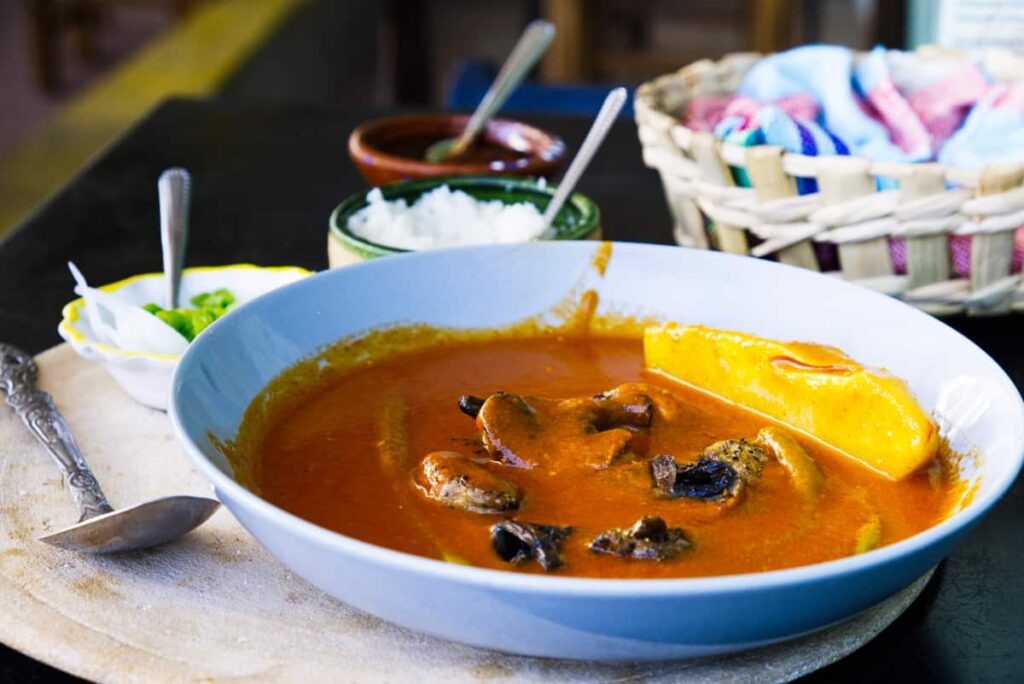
[446,61,634,118]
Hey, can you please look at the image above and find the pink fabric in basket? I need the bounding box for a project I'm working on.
[906,63,989,148]
[686,94,819,132]
[857,53,932,159]
[855,48,989,161]
[888,232,1024,278]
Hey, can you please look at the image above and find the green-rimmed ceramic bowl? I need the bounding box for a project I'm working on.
[327,176,601,268]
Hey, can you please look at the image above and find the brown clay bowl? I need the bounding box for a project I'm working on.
[348,113,566,186]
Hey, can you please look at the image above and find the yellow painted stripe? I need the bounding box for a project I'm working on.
[0,0,306,239]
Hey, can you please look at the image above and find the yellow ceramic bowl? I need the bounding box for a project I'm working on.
[59,265,310,410]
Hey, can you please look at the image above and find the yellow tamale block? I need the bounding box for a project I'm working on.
[644,324,938,480]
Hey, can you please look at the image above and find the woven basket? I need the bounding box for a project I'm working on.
[635,48,1024,316]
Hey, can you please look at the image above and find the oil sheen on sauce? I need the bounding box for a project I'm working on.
[245,333,965,579]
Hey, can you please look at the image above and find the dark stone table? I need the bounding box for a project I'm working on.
[0,99,1021,682]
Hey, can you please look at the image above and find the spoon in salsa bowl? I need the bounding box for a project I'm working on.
[424,19,555,163]
[0,343,220,552]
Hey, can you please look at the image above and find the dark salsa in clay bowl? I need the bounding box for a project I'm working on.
[348,113,566,186]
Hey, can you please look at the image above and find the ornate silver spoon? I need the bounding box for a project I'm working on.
[0,344,220,553]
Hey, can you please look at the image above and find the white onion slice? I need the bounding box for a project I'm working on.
[68,262,189,355]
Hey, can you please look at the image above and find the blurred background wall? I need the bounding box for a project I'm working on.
[0,0,905,238]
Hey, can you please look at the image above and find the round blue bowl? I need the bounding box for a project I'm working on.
[169,242,1024,660]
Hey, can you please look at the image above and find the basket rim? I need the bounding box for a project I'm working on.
[632,46,1024,317]
[633,45,1024,188]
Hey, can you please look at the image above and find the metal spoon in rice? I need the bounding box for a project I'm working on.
[535,87,628,239]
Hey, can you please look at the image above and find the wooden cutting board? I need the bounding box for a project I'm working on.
[0,344,932,683]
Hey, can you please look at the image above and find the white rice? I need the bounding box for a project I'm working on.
[347,185,547,250]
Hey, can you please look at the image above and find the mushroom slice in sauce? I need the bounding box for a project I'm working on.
[700,438,767,483]
[650,438,767,503]
[458,394,485,419]
[470,384,665,471]
[416,451,520,514]
[580,385,655,430]
[473,392,547,468]
[650,454,740,501]
[491,520,573,571]
[589,516,692,561]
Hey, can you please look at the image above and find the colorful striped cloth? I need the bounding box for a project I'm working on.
[684,45,995,167]
[855,46,988,162]
[715,106,849,193]
[679,45,1024,276]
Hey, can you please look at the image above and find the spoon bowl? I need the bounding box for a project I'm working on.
[40,495,220,553]
[422,137,461,165]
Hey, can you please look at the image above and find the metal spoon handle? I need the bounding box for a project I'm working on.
[453,19,555,156]
[0,344,113,521]
[159,168,191,310]
[541,87,628,232]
